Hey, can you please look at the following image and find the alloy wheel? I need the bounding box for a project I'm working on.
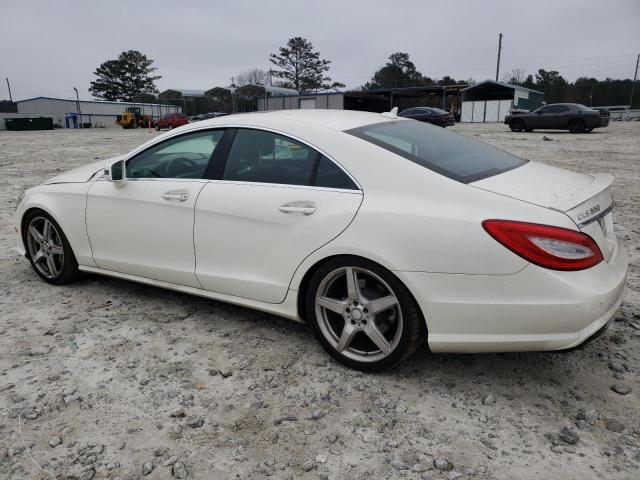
[26,216,64,279]
[315,266,403,363]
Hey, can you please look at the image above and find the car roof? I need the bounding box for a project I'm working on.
[545,103,586,108]
[178,109,400,133]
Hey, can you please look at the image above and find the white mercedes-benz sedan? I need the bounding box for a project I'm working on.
[14,110,628,370]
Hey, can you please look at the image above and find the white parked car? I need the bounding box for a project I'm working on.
[14,110,628,370]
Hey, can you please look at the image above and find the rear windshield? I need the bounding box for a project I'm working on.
[346,120,527,183]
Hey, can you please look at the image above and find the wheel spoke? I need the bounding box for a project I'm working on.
[29,225,44,244]
[49,244,64,255]
[317,296,346,314]
[45,254,57,275]
[364,321,391,354]
[345,267,359,300]
[336,322,358,352]
[366,295,398,315]
[43,220,52,242]
[32,249,45,262]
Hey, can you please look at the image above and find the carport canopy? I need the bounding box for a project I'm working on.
[462,80,542,102]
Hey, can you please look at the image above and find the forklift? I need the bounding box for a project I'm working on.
[115,107,153,129]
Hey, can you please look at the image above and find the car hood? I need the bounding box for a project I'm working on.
[43,155,125,184]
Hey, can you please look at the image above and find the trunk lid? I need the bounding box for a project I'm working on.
[472,162,616,260]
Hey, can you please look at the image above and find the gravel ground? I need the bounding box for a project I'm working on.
[0,122,638,480]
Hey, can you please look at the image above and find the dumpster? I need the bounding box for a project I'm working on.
[4,117,54,131]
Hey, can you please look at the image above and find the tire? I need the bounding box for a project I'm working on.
[23,210,81,285]
[510,119,524,132]
[155,124,160,131]
[306,256,426,371]
[569,118,585,133]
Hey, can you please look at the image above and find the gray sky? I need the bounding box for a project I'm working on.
[1,0,639,101]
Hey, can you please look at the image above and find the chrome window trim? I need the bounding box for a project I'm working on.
[203,178,363,195]
[116,124,362,191]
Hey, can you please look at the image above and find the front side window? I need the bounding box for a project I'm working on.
[223,129,316,186]
[346,120,527,183]
[127,130,224,179]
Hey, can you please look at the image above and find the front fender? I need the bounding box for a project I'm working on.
[15,183,96,267]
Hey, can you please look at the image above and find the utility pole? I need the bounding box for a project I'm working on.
[6,78,13,102]
[73,87,83,128]
[495,33,503,81]
[629,53,640,112]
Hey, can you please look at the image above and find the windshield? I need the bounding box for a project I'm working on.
[346,120,527,183]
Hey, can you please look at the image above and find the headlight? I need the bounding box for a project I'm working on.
[15,190,25,211]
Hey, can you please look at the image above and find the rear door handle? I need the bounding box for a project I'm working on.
[278,202,316,215]
[162,190,189,202]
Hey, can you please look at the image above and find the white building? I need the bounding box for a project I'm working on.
[15,96,181,128]
[460,81,544,123]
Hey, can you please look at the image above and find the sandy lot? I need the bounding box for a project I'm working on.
[0,122,638,480]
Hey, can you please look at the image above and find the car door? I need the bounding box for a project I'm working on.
[532,105,559,129]
[86,129,225,287]
[554,105,571,128]
[194,128,363,303]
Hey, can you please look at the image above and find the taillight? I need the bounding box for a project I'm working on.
[482,220,603,271]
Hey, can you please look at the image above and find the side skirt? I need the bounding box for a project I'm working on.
[78,265,302,322]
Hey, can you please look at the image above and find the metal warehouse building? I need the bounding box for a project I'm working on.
[15,97,181,128]
[258,82,542,123]
[258,85,467,116]
[460,80,544,123]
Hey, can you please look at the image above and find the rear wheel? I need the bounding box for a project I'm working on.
[510,119,524,132]
[569,118,585,133]
[306,257,425,371]
[23,210,80,285]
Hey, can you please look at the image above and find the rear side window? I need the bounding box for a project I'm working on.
[314,155,358,190]
[223,129,316,185]
[346,120,527,183]
[222,129,359,189]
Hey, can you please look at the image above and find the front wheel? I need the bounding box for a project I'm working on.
[306,257,425,371]
[509,119,524,132]
[23,210,81,285]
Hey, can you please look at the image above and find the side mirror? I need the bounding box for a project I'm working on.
[106,160,125,183]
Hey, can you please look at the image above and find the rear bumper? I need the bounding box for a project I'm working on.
[397,237,628,353]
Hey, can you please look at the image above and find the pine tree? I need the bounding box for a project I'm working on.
[89,50,161,101]
[269,37,344,93]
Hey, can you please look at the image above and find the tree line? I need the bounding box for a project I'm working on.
[502,68,636,107]
[87,38,638,109]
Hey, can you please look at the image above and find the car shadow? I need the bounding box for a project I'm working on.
[88,273,608,397]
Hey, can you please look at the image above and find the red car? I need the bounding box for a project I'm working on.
[154,113,188,130]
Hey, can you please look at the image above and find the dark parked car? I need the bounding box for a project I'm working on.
[399,107,455,127]
[154,113,188,131]
[504,103,608,133]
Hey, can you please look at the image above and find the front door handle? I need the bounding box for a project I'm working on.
[162,190,189,202]
[278,201,316,215]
